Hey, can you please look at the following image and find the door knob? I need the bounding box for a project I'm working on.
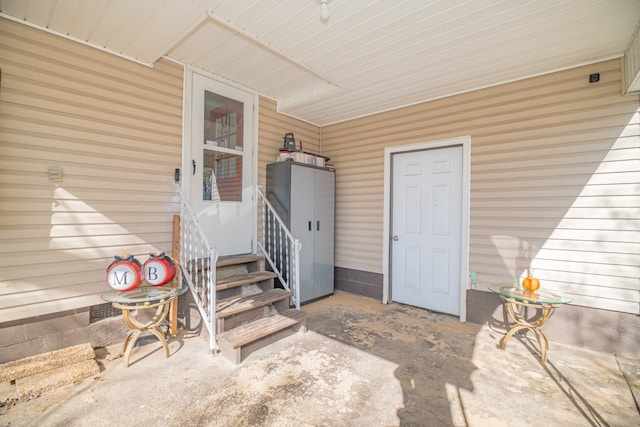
[393,235,399,241]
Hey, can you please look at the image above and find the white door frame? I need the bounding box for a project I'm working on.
[181,65,259,254]
[382,136,471,321]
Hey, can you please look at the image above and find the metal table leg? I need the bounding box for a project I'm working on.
[113,300,172,367]
[500,298,556,364]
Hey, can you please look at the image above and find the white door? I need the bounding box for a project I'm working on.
[188,72,256,256]
[391,146,462,315]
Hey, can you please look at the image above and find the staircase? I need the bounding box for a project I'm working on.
[213,253,308,364]
[175,183,306,364]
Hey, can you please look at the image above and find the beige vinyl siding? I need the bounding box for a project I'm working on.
[0,18,183,322]
[257,97,320,188]
[322,59,640,314]
[256,97,321,244]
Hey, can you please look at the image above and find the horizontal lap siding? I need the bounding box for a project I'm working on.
[322,59,640,314]
[257,97,320,187]
[0,18,183,322]
[257,97,320,240]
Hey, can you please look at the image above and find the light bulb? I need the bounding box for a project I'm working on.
[320,1,329,20]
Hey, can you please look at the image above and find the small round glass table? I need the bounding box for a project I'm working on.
[489,285,572,364]
[101,286,188,367]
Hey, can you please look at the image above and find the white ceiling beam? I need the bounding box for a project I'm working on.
[624,20,640,93]
[205,9,345,90]
[277,82,345,112]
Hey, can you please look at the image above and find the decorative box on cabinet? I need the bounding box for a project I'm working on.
[266,161,335,303]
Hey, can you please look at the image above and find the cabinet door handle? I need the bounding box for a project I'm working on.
[308,221,312,231]
[316,221,320,231]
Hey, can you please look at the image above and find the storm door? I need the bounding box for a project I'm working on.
[188,71,256,255]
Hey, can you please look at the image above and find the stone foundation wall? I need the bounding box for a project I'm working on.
[465,289,640,359]
[2,277,637,362]
[0,308,129,364]
[335,267,383,300]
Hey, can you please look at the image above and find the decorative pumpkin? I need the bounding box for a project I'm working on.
[107,255,144,291]
[522,269,540,292]
[143,252,176,286]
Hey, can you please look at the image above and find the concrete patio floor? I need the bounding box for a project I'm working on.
[2,291,639,426]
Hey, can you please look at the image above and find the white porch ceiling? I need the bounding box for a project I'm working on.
[1,0,639,125]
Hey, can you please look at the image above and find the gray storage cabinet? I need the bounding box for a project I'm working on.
[266,161,335,303]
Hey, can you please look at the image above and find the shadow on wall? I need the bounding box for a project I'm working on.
[0,183,178,361]
[473,105,639,314]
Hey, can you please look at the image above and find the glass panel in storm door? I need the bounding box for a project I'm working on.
[203,150,243,202]
[202,90,244,202]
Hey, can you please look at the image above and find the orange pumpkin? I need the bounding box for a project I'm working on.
[143,252,176,286]
[107,255,143,291]
[522,269,540,292]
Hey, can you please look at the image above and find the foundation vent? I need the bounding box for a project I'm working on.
[89,303,120,323]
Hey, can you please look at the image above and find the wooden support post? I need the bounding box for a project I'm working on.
[169,214,180,336]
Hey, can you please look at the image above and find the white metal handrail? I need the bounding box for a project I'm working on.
[257,187,301,310]
[175,183,218,353]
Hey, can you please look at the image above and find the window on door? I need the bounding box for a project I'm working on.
[202,91,244,202]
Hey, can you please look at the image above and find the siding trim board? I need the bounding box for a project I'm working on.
[0,12,154,68]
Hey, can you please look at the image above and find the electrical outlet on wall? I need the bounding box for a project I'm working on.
[470,271,478,288]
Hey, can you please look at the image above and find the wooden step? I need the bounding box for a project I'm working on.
[217,309,308,364]
[186,254,264,273]
[217,253,264,268]
[185,257,212,274]
[216,288,292,319]
[216,271,278,291]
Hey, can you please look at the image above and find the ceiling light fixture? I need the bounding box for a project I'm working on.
[318,0,330,21]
